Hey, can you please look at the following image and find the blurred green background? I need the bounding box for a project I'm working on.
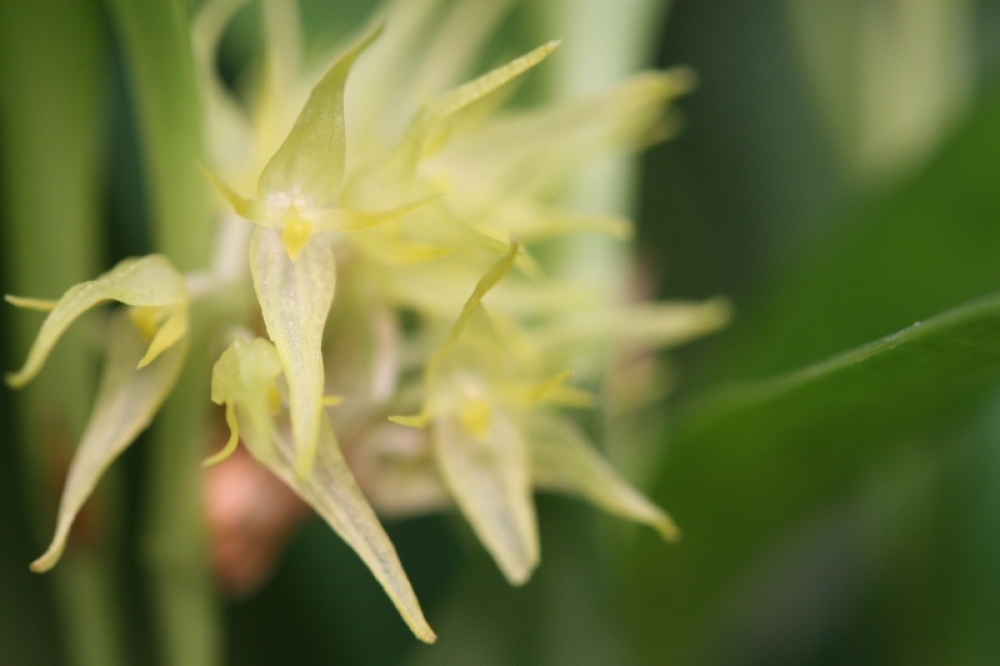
[3,0,1000,664]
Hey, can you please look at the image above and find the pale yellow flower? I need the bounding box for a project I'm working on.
[7,0,730,645]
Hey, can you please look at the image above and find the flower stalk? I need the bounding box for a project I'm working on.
[104,0,220,664]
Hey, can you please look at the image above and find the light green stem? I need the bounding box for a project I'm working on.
[539,0,669,299]
[104,0,219,664]
[142,308,219,666]
[0,1,125,665]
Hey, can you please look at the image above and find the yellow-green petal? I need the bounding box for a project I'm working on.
[433,411,538,585]
[257,21,383,204]
[390,41,560,184]
[210,335,284,443]
[250,226,335,477]
[7,255,189,388]
[31,309,188,571]
[215,337,436,643]
[527,414,678,541]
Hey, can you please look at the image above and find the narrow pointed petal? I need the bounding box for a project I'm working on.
[240,406,436,642]
[199,164,256,219]
[433,411,538,585]
[257,21,383,203]
[202,403,241,467]
[7,255,189,388]
[210,337,434,640]
[137,306,189,368]
[5,295,59,311]
[415,41,559,135]
[250,226,336,476]
[31,310,188,571]
[390,41,560,183]
[447,240,518,342]
[527,415,678,541]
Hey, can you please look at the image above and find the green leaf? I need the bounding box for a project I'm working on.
[709,80,1000,382]
[0,0,124,664]
[631,292,1000,663]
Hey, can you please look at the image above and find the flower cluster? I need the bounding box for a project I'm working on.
[6,0,729,643]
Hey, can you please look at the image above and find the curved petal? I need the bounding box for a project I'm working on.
[7,255,189,388]
[257,21,383,204]
[215,337,436,643]
[526,414,678,541]
[31,309,188,571]
[388,41,560,186]
[433,411,538,585]
[250,226,336,477]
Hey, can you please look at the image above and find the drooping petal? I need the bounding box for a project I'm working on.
[256,414,436,642]
[250,226,336,477]
[212,337,435,642]
[433,411,538,585]
[526,414,678,541]
[257,21,383,204]
[7,255,189,388]
[31,309,188,571]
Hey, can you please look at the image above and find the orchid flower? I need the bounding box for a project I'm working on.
[380,244,727,584]
[7,0,729,645]
[5,256,190,572]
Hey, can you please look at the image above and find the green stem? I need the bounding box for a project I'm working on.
[539,0,669,299]
[142,307,220,666]
[104,0,219,664]
[0,1,124,665]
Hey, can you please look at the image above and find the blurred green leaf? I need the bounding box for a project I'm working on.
[632,291,1000,664]
[0,0,125,665]
[709,80,1000,382]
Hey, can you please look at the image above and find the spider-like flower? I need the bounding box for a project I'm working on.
[6,0,729,644]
